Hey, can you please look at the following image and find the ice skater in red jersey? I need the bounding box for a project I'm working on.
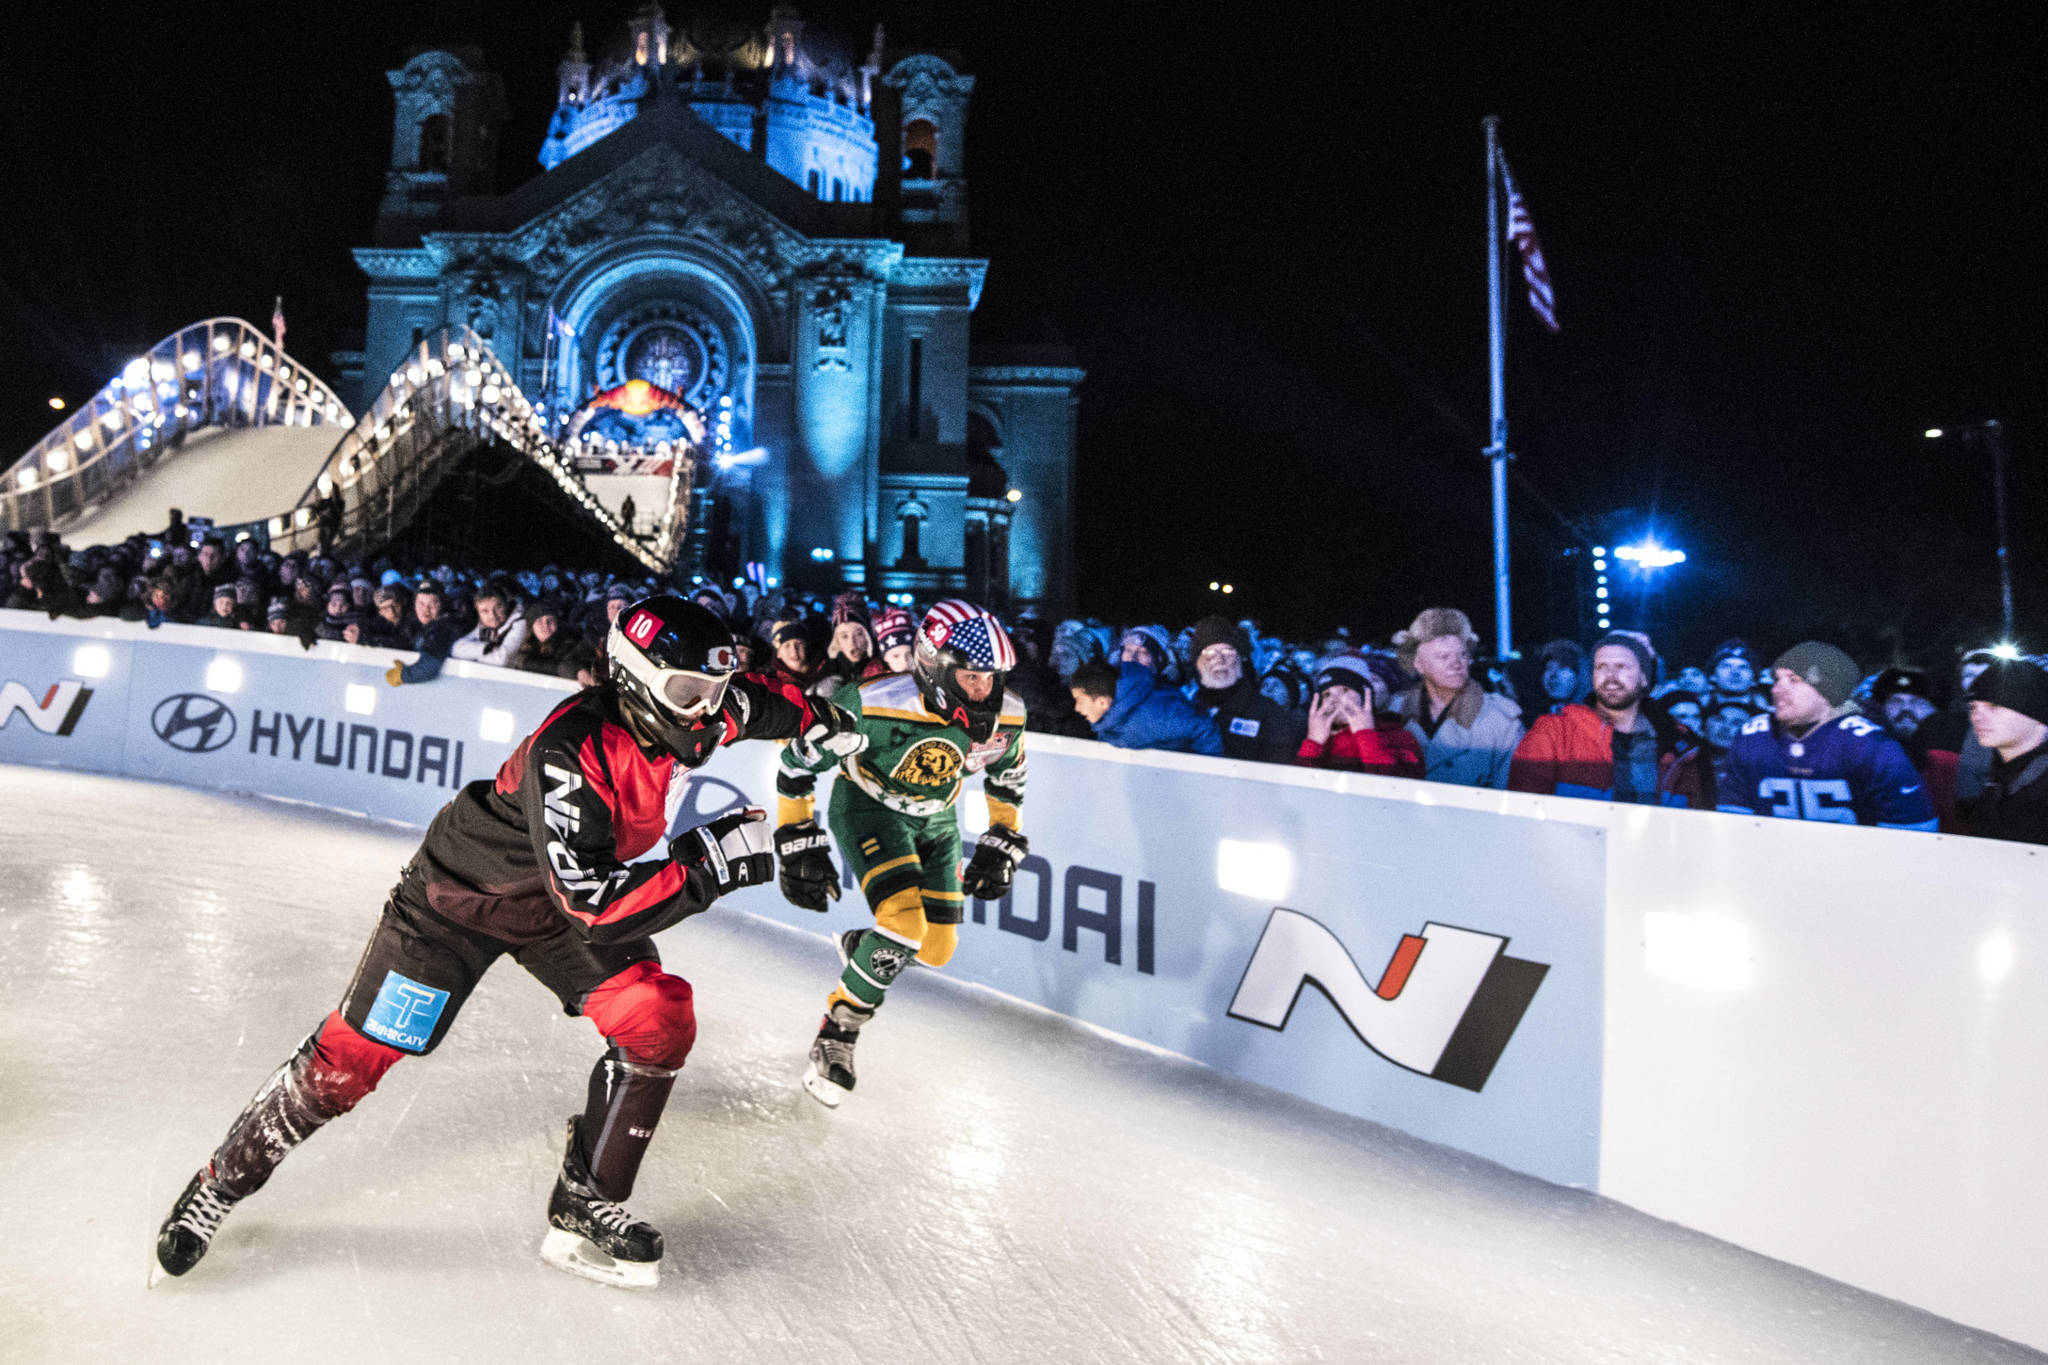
[152,595,866,1289]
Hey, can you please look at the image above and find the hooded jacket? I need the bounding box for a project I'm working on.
[1095,662,1223,755]
[1970,742,2048,845]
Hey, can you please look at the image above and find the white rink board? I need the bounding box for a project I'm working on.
[3,610,2046,1351]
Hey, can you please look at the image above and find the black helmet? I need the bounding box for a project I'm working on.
[606,595,740,758]
[911,599,1015,742]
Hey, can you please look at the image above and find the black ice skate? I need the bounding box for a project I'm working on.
[540,1118,663,1289]
[150,1167,240,1286]
[801,1000,871,1109]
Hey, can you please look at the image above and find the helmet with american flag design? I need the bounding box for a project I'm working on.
[911,599,1015,741]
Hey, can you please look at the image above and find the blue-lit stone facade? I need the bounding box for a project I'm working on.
[337,6,1078,607]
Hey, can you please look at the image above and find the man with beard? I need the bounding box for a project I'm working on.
[1508,631,1698,806]
[1181,615,1304,764]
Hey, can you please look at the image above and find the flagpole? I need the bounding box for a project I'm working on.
[1483,115,1513,659]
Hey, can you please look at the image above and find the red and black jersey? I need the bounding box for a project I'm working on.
[407,675,813,945]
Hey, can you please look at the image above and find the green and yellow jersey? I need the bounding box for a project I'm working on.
[776,671,1028,829]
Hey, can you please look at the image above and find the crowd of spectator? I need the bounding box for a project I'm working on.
[6,519,2044,847]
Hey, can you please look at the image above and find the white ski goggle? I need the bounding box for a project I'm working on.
[659,669,730,719]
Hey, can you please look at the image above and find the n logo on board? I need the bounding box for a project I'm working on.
[1227,909,1547,1092]
[0,679,94,737]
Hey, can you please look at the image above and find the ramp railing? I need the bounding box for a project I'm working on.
[259,327,677,573]
[0,318,349,536]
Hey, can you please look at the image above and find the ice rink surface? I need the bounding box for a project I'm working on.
[2,765,2037,1365]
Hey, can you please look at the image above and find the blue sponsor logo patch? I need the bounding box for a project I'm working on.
[362,970,449,1053]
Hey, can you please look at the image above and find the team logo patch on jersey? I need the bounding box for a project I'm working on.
[362,970,450,1053]
[892,737,964,789]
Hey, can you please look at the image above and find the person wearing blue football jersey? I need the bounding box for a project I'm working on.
[1718,641,1939,831]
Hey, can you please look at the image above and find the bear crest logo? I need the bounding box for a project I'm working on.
[892,737,963,789]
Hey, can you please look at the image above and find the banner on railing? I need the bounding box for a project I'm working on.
[0,613,1602,1186]
[10,612,2048,1348]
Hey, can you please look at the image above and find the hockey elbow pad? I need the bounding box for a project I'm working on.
[773,821,842,912]
[961,826,1028,900]
[672,808,775,901]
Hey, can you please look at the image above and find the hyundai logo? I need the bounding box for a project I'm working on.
[152,693,237,753]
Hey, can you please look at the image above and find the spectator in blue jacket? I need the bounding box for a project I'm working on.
[1718,641,1938,830]
[1070,659,1223,755]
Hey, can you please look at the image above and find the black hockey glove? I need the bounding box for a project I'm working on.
[788,701,868,767]
[775,821,842,912]
[672,807,775,901]
[961,826,1028,900]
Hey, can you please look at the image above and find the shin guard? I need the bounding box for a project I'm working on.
[577,1048,679,1203]
[207,1012,403,1200]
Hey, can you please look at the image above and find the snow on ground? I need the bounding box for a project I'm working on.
[0,764,2037,1364]
[59,425,341,545]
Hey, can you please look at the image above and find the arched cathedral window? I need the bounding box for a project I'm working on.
[903,119,936,179]
[418,115,451,173]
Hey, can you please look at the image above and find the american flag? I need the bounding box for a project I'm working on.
[1497,150,1558,333]
[921,599,1016,670]
[271,296,286,350]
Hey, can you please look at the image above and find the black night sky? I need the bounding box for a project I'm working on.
[2,2,2039,667]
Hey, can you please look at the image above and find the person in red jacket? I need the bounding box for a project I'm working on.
[1297,657,1423,777]
[1508,631,1701,807]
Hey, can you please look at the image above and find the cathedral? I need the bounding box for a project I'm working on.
[334,4,1081,607]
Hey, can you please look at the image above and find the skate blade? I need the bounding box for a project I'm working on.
[147,1258,170,1290]
[801,1059,846,1109]
[540,1228,659,1289]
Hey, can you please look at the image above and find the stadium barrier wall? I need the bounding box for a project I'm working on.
[2,612,2043,1350]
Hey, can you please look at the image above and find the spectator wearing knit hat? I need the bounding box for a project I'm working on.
[1707,639,1771,711]
[1388,607,1524,788]
[201,581,246,630]
[1509,631,1700,807]
[1182,614,1305,764]
[513,599,592,680]
[768,614,818,692]
[1717,641,1937,830]
[1297,657,1422,777]
[1869,667,1940,745]
[1963,655,2048,845]
[814,593,878,700]
[870,606,917,674]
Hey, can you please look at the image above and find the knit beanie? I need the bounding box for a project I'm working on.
[1869,667,1933,707]
[1189,614,1250,661]
[1311,655,1374,701]
[871,607,915,653]
[1591,629,1658,684]
[1393,607,1478,666]
[829,591,870,628]
[1711,638,1754,667]
[1772,642,1861,707]
[1968,656,2048,727]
